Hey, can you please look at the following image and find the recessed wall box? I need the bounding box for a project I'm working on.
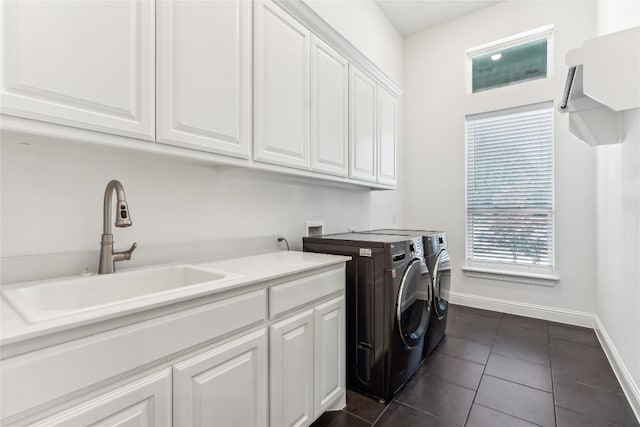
[306,221,325,237]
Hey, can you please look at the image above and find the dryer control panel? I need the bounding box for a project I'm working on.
[410,237,424,259]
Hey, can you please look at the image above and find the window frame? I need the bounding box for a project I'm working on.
[464,101,558,285]
[465,25,554,94]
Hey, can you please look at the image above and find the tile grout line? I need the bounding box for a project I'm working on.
[369,394,393,426]
[418,371,481,393]
[482,373,554,395]
[341,409,376,425]
[484,351,554,392]
[547,322,558,427]
[553,404,626,427]
[467,323,556,426]
[428,348,488,368]
[462,338,494,427]
[473,402,546,427]
[391,399,463,426]
[491,348,551,368]
[552,373,627,396]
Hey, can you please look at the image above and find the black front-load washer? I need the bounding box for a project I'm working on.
[303,233,431,402]
[362,229,451,357]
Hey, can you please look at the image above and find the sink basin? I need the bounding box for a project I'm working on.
[2,265,241,324]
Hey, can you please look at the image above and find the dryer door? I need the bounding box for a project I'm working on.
[432,249,450,320]
[397,258,431,349]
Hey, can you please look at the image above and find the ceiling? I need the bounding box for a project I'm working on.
[376,1,500,36]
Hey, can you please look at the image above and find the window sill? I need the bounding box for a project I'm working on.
[462,265,560,287]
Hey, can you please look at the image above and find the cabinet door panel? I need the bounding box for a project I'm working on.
[31,369,172,427]
[310,36,348,177]
[254,0,311,169]
[314,296,346,417]
[173,329,268,427]
[1,0,154,139]
[377,87,397,186]
[270,309,314,427]
[349,67,377,182]
[156,0,251,157]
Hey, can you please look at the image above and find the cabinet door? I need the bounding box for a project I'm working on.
[349,66,377,182]
[314,296,346,418]
[377,87,397,186]
[310,36,349,177]
[270,309,314,427]
[173,329,268,427]
[156,0,251,158]
[31,369,172,427]
[254,0,311,170]
[1,0,154,140]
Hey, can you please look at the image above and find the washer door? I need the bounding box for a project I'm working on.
[397,258,431,348]
[432,249,450,320]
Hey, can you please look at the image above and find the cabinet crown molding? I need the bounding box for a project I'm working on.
[275,0,403,98]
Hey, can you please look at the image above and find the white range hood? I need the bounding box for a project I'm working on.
[559,26,639,146]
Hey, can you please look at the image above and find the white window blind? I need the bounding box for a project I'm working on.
[466,102,554,271]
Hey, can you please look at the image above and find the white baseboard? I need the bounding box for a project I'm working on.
[448,291,595,327]
[594,317,640,423]
[448,291,640,423]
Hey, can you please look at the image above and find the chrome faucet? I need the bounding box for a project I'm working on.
[99,180,137,274]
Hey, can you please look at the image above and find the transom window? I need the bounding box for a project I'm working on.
[465,102,554,272]
[467,25,553,93]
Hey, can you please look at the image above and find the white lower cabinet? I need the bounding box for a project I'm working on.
[270,310,315,427]
[2,266,346,427]
[314,296,346,418]
[270,295,346,427]
[30,369,172,427]
[173,329,268,427]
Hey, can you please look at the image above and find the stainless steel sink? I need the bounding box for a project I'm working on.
[2,265,240,324]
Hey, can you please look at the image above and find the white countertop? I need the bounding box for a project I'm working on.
[0,251,349,348]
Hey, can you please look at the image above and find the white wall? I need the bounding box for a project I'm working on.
[403,1,598,314]
[0,138,369,266]
[0,0,405,280]
[595,0,640,412]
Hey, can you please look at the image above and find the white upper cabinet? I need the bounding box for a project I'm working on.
[310,36,349,177]
[156,0,251,158]
[254,0,311,170]
[1,0,155,140]
[377,87,398,186]
[349,66,377,182]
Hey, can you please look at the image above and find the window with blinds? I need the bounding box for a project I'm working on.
[465,102,554,272]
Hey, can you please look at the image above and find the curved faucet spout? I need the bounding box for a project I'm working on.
[103,180,132,234]
[99,180,135,274]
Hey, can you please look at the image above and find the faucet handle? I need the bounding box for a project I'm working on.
[126,242,138,255]
[112,242,137,263]
[122,242,137,260]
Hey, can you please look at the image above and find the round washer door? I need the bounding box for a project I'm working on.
[432,249,450,320]
[397,258,431,348]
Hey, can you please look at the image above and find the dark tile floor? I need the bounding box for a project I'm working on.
[311,304,639,427]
